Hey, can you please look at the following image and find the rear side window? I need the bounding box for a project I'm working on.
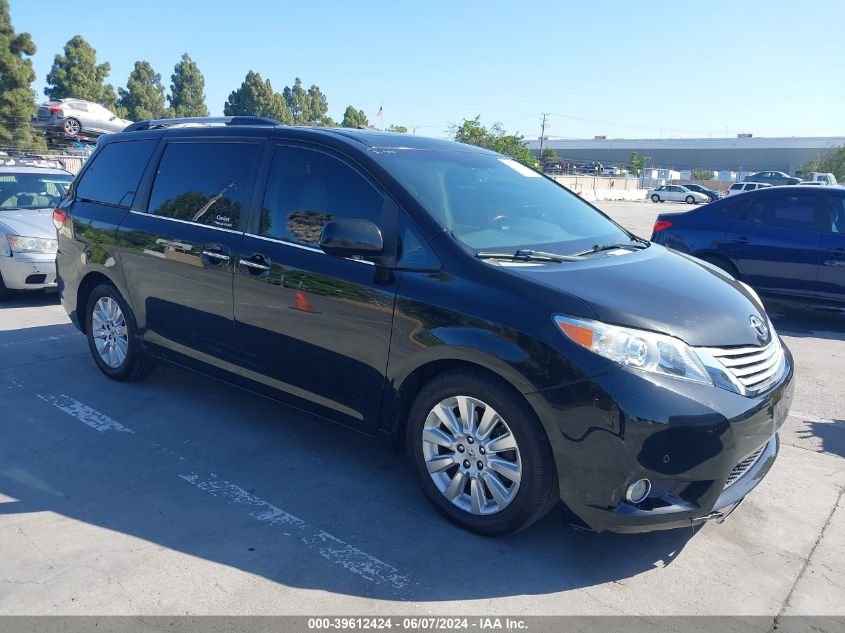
[729,183,742,191]
[76,139,157,208]
[148,142,262,230]
[259,146,383,246]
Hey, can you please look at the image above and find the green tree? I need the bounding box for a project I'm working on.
[45,35,116,108]
[283,77,310,125]
[224,70,292,123]
[388,124,408,133]
[305,84,332,125]
[451,116,537,167]
[341,105,369,128]
[628,151,652,175]
[540,147,559,160]
[800,146,845,181]
[169,53,208,117]
[116,60,170,121]
[0,0,45,150]
[691,169,714,180]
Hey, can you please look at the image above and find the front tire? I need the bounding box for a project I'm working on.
[406,369,558,536]
[85,283,154,381]
[685,195,696,204]
[651,194,660,203]
[0,272,10,301]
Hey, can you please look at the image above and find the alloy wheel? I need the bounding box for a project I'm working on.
[422,395,522,515]
[91,296,129,368]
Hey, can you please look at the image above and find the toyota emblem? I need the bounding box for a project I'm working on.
[749,315,769,342]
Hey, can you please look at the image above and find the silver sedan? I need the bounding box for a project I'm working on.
[32,99,132,139]
[648,185,710,204]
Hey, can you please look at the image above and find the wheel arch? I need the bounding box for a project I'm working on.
[75,270,123,334]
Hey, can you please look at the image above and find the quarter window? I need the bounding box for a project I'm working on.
[148,142,261,230]
[76,139,157,208]
[259,147,383,246]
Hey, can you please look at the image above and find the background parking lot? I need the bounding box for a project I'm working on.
[1,200,843,617]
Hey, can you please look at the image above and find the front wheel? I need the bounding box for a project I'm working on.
[685,195,696,204]
[651,194,660,203]
[407,369,558,535]
[85,283,155,380]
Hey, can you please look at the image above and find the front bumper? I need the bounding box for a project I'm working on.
[526,342,794,533]
[0,253,58,290]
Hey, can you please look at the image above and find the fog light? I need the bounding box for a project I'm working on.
[626,478,651,504]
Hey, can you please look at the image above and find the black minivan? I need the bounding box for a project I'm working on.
[55,117,794,535]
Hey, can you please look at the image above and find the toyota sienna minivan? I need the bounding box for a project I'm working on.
[55,117,794,535]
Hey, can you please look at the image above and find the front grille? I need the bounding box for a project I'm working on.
[698,336,786,396]
[724,443,766,489]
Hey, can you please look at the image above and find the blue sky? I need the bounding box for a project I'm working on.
[10,0,845,139]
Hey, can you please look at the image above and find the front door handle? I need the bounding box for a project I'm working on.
[202,249,231,262]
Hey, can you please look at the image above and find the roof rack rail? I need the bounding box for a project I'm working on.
[123,116,282,132]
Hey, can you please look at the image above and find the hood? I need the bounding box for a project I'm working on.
[499,244,768,347]
[0,208,56,240]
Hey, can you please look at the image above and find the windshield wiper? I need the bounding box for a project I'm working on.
[569,240,649,257]
[476,249,580,263]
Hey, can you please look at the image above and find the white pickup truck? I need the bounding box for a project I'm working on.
[809,172,839,186]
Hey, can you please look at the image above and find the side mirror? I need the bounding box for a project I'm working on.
[319,219,383,258]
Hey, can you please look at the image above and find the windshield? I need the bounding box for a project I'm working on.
[0,173,73,210]
[371,149,629,252]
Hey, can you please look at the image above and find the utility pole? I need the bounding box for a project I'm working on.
[538,113,550,161]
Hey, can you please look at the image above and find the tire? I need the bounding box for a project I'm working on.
[698,254,740,279]
[84,283,154,381]
[651,194,660,203]
[0,272,10,301]
[685,195,696,204]
[63,118,81,135]
[406,368,559,536]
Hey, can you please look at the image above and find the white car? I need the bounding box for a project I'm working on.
[798,180,824,186]
[726,182,773,196]
[0,165,74,300]
[648,185,709,204]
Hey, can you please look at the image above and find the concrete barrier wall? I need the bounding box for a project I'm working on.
[549,175,647,201]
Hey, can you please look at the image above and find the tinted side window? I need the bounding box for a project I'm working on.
[148,142,261,230]
[821,194,845,234]
[260,147,383,246]
[76,139,157,208]
[745,193,818,230]
[398,212,440,270]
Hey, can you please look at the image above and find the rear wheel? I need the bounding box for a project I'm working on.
[85,283,154,380]
[62,118,81,135]
[407,369,558,535]
[651,194,660,203]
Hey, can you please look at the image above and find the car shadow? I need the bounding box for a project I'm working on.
[0,290,61,309]
[765,297,845,341]
[0,323,697,603]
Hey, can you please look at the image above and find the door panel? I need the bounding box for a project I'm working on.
[233,144,397,431]
[724,191,821,295]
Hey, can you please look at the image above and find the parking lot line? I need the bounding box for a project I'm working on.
[36,394,135,434]
[180,472,411,591]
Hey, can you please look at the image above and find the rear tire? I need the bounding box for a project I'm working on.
[84,283,154,381]
[406,368,559,536]
[651,194,660,203]
[698,254,740,279]
[63,118,81,136]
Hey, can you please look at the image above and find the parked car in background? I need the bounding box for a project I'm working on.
[601,165,622,176]
[809,172,838,186]
[0,165,74,299]
[651,185,845,304]
[55,116,792,536]
[744,171,801,186]
[681,183,723,202]
[798,181,824,186]
[32,99,132,139]
[727,182,773,196]
[648,184,709,204]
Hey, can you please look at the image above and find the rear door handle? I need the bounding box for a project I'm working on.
[239,258,270,271]
[202,249,230,262]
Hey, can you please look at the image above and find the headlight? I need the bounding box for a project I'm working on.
[6,234,58,254]
[554,315,712,385]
